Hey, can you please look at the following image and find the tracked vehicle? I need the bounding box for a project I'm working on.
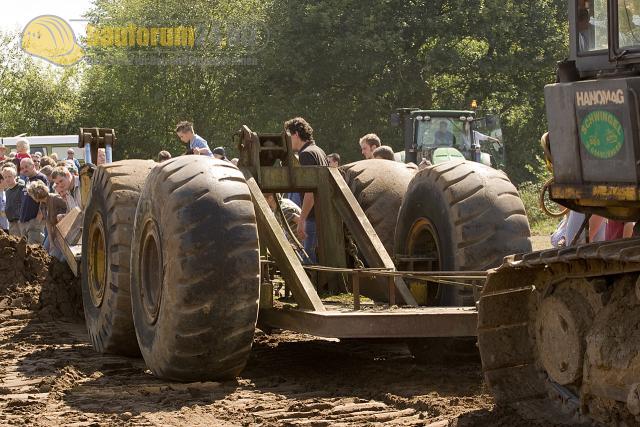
[477,1,640,424]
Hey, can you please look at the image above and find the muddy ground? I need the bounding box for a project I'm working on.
[0,232,551,426]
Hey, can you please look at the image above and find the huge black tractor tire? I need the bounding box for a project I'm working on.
[341,159,417,255]
[130,156,260,381]
[82,160,156,356]
[394,160,531,307]
[340,159,417,303]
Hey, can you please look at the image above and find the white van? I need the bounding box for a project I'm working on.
[1,135,83,161]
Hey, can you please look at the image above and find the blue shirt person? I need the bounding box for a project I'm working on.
[175,120,213,157]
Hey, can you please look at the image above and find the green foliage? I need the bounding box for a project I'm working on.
[517,156,558,235]
[1,0,569,183]
[0,32,81,137]
[518,181,548,226]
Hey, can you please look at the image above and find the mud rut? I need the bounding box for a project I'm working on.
[0,233,550,426]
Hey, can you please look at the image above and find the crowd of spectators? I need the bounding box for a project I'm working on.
[0,138,89,260]
[0,122,407,266]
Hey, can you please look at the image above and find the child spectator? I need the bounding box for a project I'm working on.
[15,138,31,161]
[175,121,213,156]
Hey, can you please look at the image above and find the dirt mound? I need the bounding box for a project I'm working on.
[0,231,83,321]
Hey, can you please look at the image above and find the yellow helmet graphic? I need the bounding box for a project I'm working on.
[21,15,84,66]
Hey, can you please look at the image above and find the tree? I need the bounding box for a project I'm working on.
[73,0,567,184]
[0,32,80,138]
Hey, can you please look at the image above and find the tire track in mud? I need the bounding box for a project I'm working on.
[0,311,548,426]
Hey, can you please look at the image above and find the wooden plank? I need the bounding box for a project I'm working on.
[327,168,418,306]
[244,174,325,312]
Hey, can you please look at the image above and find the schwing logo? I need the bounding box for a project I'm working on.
[21,15,84,66]
[579,110,625,159]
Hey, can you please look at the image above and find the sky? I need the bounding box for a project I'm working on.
[0,0,93,36]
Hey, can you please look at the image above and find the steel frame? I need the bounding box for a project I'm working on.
[237,125,480,339]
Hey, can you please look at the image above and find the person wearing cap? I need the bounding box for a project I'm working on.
[212,147,227,160]
[66,148,81,172]
[175,121,213,157]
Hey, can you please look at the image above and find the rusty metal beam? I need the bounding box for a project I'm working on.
[258,306,478,338]
[550,183,640,202]
[244,174,325,312]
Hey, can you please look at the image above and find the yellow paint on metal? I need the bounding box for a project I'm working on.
[551,184,639,201]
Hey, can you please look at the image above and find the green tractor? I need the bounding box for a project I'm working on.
[392,108,505,169]
[341,107,530,307]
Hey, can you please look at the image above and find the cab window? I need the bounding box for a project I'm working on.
[618,0,640,49]
[578,0,608,53]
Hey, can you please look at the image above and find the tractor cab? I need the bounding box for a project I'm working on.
[392,108,504,169]
[545,0,640,220]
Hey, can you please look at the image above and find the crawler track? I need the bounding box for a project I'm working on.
[479,237,640,425]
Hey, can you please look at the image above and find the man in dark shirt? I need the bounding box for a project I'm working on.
[2,165,25,236]
[285,117,328,264]
[18,158,48,244]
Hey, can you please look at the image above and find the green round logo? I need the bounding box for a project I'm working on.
[579,110,624,159]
